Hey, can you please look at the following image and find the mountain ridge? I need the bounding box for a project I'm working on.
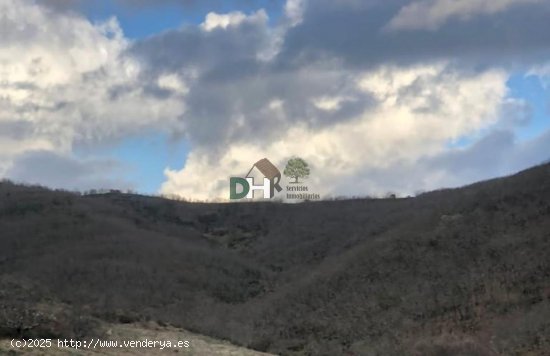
[1,163,550,355]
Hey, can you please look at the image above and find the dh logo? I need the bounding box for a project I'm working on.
[230,158,283,199]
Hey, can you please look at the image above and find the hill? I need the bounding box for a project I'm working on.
[0,322,273,355]
[1,164,550,355]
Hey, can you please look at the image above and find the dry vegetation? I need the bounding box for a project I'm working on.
[1,163,550,355]
[0,321,273,355]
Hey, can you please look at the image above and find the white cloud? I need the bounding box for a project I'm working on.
[313,96,347,111]
[387,0,542,31]
[201,10,268,32]
[157,74,189,95]
[0,0,186,181]
[285,0,306,26]
[161,63,510,200]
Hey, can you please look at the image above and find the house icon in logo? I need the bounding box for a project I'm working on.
[230,158,283,199]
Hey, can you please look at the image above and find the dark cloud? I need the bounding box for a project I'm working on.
[130,20,270,73]
[116,0,281,10]
[5,151,135,192]
[180,65,373,148]
[0,121,35,140]
[277,0,550,69]
[33,0,80,11]
[130,17,375,151]
[35,0,281,16]
[126,0,550,153]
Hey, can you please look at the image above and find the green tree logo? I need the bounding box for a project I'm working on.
[284,157,310,184]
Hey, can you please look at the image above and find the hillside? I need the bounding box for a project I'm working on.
[1,164,550,355]
[0,322,273,355]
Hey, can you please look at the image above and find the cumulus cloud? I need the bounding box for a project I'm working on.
[0,1,185,146]
[0,0,185,184]
[161,64,511,199]
[201,10,267,32]
[285,0,306,26]
[130,14,372,152]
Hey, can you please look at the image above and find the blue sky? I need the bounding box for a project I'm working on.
[507,74,550,141]
[76,132,189,194]
[448,74,550,150]
[85,0,283,38]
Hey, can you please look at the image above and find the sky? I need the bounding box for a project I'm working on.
[1,0,550,199]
